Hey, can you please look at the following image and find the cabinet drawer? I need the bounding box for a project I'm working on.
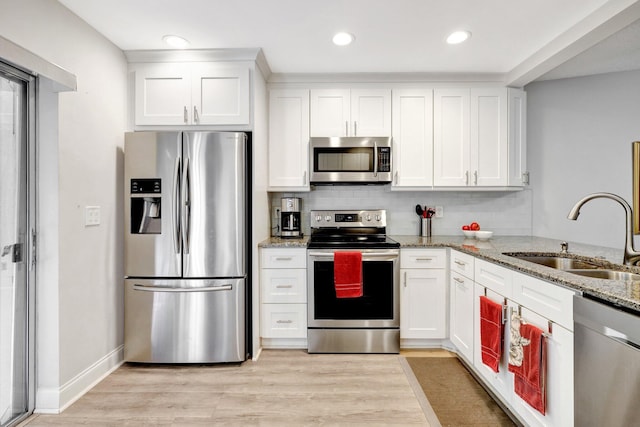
[260,248,306,269]
[510,271,576,330]
[450,250,475,279]
[261,269,307,304]
[260,304,307,338]
[474,258,512,298]
[401,249,447,269]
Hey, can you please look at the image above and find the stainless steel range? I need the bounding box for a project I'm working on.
[307,210,400,353]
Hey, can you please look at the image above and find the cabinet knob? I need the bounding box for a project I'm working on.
[183,106,188,124]
[193,106,199,124]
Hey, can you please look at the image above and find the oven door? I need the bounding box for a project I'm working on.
[307,249,399,328]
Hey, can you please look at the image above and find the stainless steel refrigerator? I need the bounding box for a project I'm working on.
[123,131,248,363]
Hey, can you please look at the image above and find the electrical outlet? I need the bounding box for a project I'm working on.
[272,206,281,221]
[435,206,444,218]
[85,206,101,226]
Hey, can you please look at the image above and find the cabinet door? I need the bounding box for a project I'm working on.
[191,64,250,125]
[268,89,310,190]
[350,89,391,136]
[310,89,350,136]
[508,88,528,186]
[470,88,508,186]
[400,269,447,339]
[392,89,433,188]
[433,89,470,186]
[134,64,191,125]
[473,283,512,403]
[450,270,474,362]
[507,302,574,427]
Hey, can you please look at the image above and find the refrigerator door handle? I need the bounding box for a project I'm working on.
[172,156,181,254]
[132,283,233,293]
[181,156,191,255]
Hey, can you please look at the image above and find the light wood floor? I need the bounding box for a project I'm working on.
[21,350,443,426]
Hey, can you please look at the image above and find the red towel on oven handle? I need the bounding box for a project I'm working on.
[508,322,547,415]
[479,296,503,373]
[333,251,363,298]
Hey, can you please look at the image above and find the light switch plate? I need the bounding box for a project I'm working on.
[85,206,101,226]
[435,206,444,218]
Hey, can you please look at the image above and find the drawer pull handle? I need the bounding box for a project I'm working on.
[276,285,293,289]
[275,257,293,261]
[453,277,465,284]
[416,257,434,261]
[276,320,293,324]
[454,260,467,266]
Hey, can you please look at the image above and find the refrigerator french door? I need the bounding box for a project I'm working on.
[124,131,247,363]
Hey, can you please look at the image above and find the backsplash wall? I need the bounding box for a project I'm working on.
[270,186,533,237]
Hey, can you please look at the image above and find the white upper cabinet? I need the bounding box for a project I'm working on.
[310,89,391,137]
[434,87,523,187]
[392,89,434,188]
[433,89,471,186]
[268,89,310,191]
[134,62,250,126]
[471,88,508,186]
[508,88,528,186]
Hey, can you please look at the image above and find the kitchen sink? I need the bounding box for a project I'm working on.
[504,252,640,281]
[504,253,603,270]
[565,269,640,281]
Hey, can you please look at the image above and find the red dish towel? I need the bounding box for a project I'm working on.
[508,322,547,415]
[479,296,503,373]
[333,251,363,298]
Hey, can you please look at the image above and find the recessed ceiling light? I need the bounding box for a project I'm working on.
[446,30,471,45]
[162,35,190,48]
[333,32,355,46]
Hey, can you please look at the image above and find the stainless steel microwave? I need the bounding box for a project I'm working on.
[309,137,392,184]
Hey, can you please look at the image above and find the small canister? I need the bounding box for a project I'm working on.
[421,217,432,237]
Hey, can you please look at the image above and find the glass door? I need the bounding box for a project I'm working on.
[0,65,31,427]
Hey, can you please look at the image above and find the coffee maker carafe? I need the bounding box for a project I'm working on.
[280,197,302,238]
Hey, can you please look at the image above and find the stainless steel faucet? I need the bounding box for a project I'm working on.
[567,192,640,266]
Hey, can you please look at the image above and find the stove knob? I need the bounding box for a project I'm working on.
[376,214,381,221]
[325,215,332,222]
[315,215,322,222]
[366,214,372,221]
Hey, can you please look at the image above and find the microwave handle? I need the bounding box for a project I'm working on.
[373,141,378,177]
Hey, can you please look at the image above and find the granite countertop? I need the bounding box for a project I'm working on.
[259,235,640,314]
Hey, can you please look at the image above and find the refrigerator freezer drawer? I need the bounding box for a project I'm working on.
[124,278,245,363]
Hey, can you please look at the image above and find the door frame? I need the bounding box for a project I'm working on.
[0,60,37,426]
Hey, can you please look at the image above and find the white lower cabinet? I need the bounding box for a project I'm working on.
[473,283,512,400]
[400,249,447,345]
[449,250,475,362]
[470,260,575,427]
[259,248,307,348]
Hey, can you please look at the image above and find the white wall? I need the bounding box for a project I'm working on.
[526,70,640,250]
[1,0,127,411]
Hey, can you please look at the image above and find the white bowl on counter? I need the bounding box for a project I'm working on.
[475,230,493,241]
[462,230,476,238]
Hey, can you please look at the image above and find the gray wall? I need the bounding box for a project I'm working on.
[526,70,640,250]
[2,0,127,411]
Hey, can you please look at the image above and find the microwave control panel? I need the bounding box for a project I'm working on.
[377,147,391,172]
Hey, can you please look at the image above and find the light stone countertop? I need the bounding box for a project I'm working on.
[259,234,640,313]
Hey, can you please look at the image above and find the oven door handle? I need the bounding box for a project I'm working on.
[308,251,398,258]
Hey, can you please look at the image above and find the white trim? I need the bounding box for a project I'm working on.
[34,345,124,414]
[0,35,76,91]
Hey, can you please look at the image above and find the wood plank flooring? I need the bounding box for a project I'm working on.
[21,350,432,426]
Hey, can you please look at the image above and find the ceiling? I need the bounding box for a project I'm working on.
[57,0,640,85]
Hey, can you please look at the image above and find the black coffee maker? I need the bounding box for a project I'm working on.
[280,197,302,238]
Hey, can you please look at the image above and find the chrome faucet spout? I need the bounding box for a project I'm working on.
[567,192,640,266]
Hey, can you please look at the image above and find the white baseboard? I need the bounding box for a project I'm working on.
[261,338,307,349]
[35,345,124,414]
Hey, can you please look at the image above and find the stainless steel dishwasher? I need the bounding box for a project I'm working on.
[574,295,640,426]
